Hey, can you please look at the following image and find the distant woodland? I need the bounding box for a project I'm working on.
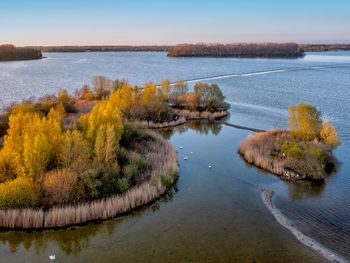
[167,43,305,58]
[0,44,42,61]
[301,44,350,52]
[31,45,172,52]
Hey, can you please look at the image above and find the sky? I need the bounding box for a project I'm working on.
[1,0,350,46]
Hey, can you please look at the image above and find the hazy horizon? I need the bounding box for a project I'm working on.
[1,0,350,46]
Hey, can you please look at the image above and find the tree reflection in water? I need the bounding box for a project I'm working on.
[159,120,222,140]
[287,180,326,200]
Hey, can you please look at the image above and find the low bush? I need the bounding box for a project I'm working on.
[43,169,79,207]
[0,177,39,209]
[281,141,304,158]
[161,173,173,188]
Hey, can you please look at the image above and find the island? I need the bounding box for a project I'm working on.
[167,43,305,58]
[239,104,340,181]
[0,76,229,229]
[0,44,42,61]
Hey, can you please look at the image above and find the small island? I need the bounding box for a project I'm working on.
[167,43,305,58]
[239,104,340,181]
[0,76,229,229]
[0,44,42,61]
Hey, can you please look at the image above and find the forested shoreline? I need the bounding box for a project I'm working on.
[14,43,350,54]
[30,45,172,52]
[0,44,42,61]
[167,43,305,58]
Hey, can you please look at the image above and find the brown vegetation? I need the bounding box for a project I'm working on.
[239,130,336,181]
[239,104,340,181]
[168,43,304,58]
[301,44,350,52]
[175,109,228,120]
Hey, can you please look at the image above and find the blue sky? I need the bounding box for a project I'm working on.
[1,0,349,46]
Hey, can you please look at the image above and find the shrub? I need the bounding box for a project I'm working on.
[281,141,304,158]
[43,169,79,206]
[123,163,139,184]
[308,146,326,163]
[0,177,39,209]
[116,178,129,192]
[160,173,173,188]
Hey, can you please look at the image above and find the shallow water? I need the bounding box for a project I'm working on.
[0,51,349,262]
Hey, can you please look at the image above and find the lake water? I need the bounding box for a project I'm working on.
[0,51,349,262]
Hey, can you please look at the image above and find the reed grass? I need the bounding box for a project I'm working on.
[175,109,228,120]
[0,132,178,229]
[239,130,334,181]
[130,117,186,129]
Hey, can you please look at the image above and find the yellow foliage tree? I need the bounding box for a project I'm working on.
[83,90,123,145]
[1,108,62,180]
[320,120,340,147]
[60,130,91,172]
[288,104,322,140]
[94,123,117,165]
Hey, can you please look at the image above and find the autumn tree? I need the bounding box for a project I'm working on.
[169,80,188,106]
[320,120,340,147]
[91,76,111,100]
[194,82,227,111]
[160,79,170,101]
[94,124,118,166]
[185,92,199,110]
[288,104,322,140]
[60,130,91,172]
[81,90,123,145]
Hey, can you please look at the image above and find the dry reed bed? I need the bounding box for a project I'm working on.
[129,116,186,129]
[239,130,287,177]
[239,130,334,181]
[0,132,178,229]
[175,109,228,120]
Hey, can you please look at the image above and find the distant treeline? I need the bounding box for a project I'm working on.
[30,45,173,52]
[167,43,305,58]
[0,44,42,61]
[301,44,350,52]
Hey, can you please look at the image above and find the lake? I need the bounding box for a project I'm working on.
[0,51,349,262]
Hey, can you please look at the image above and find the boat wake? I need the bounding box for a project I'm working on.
[167,64,350,85]
[261,188,349,263]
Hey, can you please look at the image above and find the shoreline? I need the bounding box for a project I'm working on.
[0,132,178,230]
[261,188,348,263]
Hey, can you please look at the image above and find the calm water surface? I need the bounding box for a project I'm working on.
[0,51,349,262]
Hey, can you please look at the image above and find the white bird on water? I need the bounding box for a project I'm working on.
[209,164,212,168]
[184,156,188,160]
[190,152,194,154]
[179,146,183,149]
[49,255,56,261]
